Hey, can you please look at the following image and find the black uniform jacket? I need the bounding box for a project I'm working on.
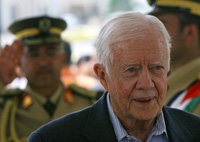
[28,92,200,142]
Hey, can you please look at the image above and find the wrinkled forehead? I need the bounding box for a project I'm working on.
[110,32,167,62]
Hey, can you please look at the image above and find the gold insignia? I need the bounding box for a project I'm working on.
[64,88,74,104]
[22,93,33,109]
[38,18,51,33]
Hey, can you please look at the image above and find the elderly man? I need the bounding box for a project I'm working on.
[0,16,102,142]
[147,0,200,115]
[28,12,200,142]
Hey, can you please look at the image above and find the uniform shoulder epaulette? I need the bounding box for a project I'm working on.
[0,88,25,99]
[68,84,104,101]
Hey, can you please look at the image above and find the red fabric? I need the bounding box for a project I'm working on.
[181,80,200,104]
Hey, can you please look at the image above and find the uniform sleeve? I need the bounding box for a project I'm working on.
[0,80,5,92]
[0,97,3,127]
[0,81,5,118]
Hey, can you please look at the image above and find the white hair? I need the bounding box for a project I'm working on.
[95,11,171,73]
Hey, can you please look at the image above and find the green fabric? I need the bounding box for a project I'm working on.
[184,95,200,112]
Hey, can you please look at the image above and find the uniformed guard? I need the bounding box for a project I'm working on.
[0,16,103,142]
[148,0,200,115]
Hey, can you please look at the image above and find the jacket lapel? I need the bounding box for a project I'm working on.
[163,106,193,142]
[81,92,117,142]
[82,94,194,142]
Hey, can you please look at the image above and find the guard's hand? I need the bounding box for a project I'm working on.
[0,40,23,86]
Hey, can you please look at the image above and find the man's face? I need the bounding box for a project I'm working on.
[21,44,64,88]
[105,30,168,121]
[154,13,186,66]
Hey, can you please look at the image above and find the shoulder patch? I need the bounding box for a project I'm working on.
[0,88,24,99]
[0,88,25,107]
[68,84,104,101]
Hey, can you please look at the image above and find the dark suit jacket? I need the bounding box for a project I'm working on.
[28,92,200,142]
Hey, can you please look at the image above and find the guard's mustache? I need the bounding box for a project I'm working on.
[36,66,52,74]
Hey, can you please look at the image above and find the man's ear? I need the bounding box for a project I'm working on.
[93,63,108,91]
[182,24,198,42]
